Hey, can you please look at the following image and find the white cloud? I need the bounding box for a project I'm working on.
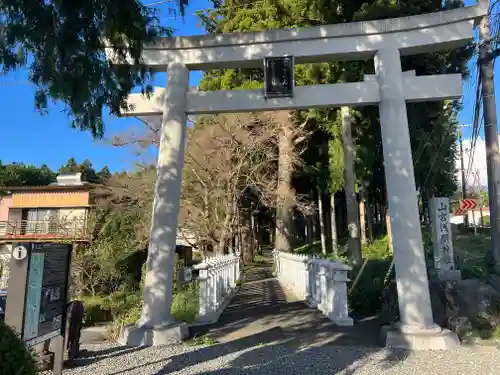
[455,137,488,189]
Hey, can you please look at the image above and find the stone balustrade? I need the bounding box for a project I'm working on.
[273,250,353,326]
[194,252,240,323]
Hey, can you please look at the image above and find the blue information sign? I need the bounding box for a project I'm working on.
[23,253,45,340]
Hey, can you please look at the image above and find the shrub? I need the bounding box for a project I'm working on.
[0,321,39,375]
[81,295,112,326]
[483,215,491,226]
[348,258,393,316]
[253,255,266,264]
[106,302,142,341]
[362,236,392,259]
[294,241,323,255]
[454,233,494,279]
[171,283,199,323]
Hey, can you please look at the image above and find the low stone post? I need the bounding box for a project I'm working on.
[209,265,217,311]
[429,197,461,281]
[329,264,353,326]
[196,263,212,321]
[235,251,241,280]
[318,261,328,314]
[304,259,313,305]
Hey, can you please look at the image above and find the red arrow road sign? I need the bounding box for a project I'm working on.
[459,199,477,211]
[454,208,467,216]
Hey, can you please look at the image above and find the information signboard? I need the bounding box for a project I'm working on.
[23,243,72,346]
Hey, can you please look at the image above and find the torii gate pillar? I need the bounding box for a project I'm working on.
[119,62,190,345]
[375,48,458,348]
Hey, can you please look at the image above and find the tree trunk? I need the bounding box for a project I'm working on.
[275,122,295,252]
[385,206,394,252]
[359,195,367,245]
[317,186,327,255]
[216,198,235,255]
[366,200,374,242]
[241,211,254,265]
[307,215,314,247]
[341,106,362,265]
[330,193,338,255]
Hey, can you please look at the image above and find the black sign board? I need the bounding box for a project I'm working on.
[22,243,72,346]
[264,56,294,99]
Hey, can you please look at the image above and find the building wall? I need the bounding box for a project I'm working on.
[0,196,12,221]
[12,191,90,208]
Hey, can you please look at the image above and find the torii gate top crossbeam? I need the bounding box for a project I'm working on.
[105,4,486,71]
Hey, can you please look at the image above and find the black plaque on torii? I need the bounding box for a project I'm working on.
[263,56,295,99]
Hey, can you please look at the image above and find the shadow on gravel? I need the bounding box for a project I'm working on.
[65,345,146,368]
[152,324,410,375]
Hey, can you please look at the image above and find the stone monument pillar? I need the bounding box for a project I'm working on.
[429,197,461,281]
[375,48,459,349]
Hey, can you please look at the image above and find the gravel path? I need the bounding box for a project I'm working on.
[48,342,499,375]
[55,253,499,374]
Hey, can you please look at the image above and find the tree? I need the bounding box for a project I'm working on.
[0,0,186,136]
[80,159,99,183]
[97,166,112,182]
[58,158,79,174]
[0,161,55,187]
[180,113,293,260]
[199,0,469,260]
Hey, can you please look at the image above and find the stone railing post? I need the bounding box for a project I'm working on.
[209,262,217,311]
[328,264,353,326]
[216,259,222,304]
[235,251,241,280]
[306,260,317,307]
[318,261,328,314]
[195,263,212,320]
[272,249,278,277]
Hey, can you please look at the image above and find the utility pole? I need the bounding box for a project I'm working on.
[459,127,469,227]
[478,0,500,272]
[476,169,484,227]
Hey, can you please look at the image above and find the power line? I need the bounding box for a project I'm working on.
[144,0,176,7]
[0,80,29,87]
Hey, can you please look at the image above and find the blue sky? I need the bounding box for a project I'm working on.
[0,0,494,174]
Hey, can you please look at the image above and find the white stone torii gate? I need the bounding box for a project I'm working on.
[106,4,487,349]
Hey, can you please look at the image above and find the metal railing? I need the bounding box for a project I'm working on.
[0,219,89,240]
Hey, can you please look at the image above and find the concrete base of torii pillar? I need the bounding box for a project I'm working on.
[381,324,460,350]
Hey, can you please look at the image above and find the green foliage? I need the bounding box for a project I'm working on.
[81,291,142,326]
[454,233,494,279]
[329,136,344,192]
[0,0,183,136]
[186,335,218,347]
[294,241,323,255]
[81,295,113,326]
[348,258,393,315]
[106,301,142,341]
[362,236,392,260]
[171,284,199,323]
[0,321,39,375]
[253,254,266,264]
[198,0,469,222]
[483,215,491,226]
[0,157,111,189]
[0,161,55,187]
